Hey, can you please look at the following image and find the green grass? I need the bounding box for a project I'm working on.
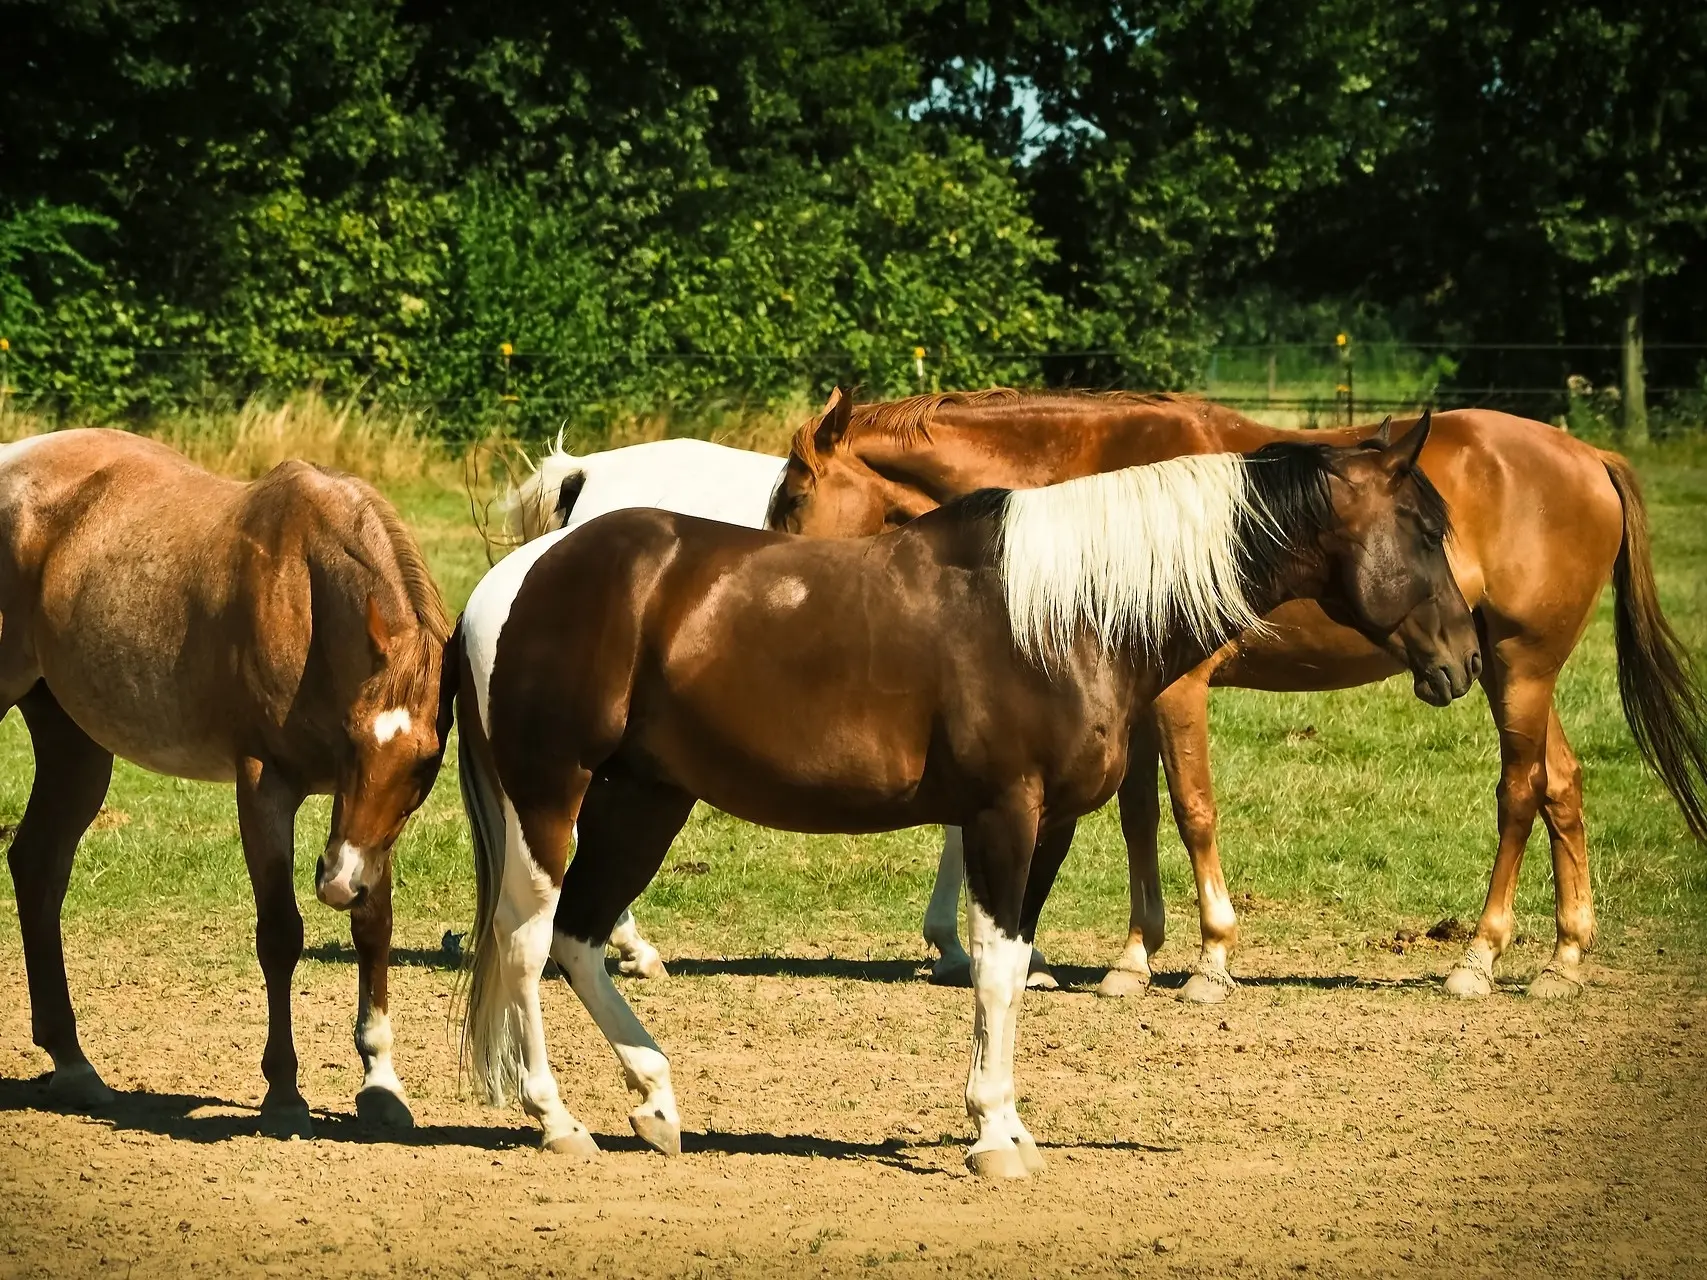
[2,437,1704,965]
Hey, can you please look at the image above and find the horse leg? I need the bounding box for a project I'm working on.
[1098,710,1165,998]
[234,755,312,1136]
[923,827,1053,989]
[922,826,971,985]
[1150,674,1241,1005]
[961,793,1043,1180]
[349,869,413,1128]
[1528,706,1594,998]
[553,768,696,1157]
[1444,657,1556,998]
[607,908,668,980]
[9,683,115,1107]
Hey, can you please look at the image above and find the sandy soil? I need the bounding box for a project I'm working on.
[0,925,1703,1279]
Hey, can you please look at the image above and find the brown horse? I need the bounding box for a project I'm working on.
[0,430,454,1135]
[456,396,1479,1178]
[768,389,1707,1001]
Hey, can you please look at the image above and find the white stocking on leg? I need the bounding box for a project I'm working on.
[964,898,1035,1179]
[924,827,972,983]
[498,831,597,1158]
[557,934,682,1156]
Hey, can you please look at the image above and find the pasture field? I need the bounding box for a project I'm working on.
[0,432,1704,1276]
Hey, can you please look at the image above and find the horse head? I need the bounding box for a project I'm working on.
[1306,412,1482,706]
[316,598,456,910]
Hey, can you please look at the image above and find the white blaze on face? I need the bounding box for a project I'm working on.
[318,840,367,907]
[371,707,413,744]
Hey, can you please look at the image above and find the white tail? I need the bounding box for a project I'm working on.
[497,431,586,545]
[456,640,528,1106]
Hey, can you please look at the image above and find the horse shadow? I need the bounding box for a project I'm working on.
[297,942,1444,997]
[0,1074,535,1150]
[3,1075,1165,1172]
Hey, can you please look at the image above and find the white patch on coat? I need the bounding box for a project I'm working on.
[765,576,809,610]
[371,707,412,744]
[461,439,787,734]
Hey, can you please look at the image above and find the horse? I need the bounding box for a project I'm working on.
[492,431,1066,990]
[767,389,1707,1002]
[454,394,1479,1178]
[0,430,454,1136]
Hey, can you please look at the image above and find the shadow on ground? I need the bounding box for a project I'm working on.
[0,1075,1180,1170]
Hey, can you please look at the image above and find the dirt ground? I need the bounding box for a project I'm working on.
[0,925,1703,1279]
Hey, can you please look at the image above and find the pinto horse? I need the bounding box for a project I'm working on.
[767,390,1707,1002]
[500,432,1073,989]
[0,430,453,1135]
[456,397,1478,1178]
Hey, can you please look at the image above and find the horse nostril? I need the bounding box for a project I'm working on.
[314,856,327,884]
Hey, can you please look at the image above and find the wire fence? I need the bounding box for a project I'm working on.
[2,338,1703,431]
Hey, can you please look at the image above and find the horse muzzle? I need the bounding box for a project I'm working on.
[315,841,371,911]
[1411,647,1481,707]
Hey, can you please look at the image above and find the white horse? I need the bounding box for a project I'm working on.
[491,435,1052,987]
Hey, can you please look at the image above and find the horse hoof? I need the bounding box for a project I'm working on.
[1015,1135,1046,1174]
[929,956,973,988]
[1096,967,1152,999]
[355,1086,415,1130]
[630,1107,682,1157]
[47,1063,116,1110]
[616,952,669,980]
[543,1125,600,1159]
[1025,967,1059,991]
[1443,964,1494,999]
[258,1100,314,1140]
[1526,967,1584,1000]
[965,1146,1030,1180]
[1180,971,1233,1005]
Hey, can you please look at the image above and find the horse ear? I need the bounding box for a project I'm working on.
[365,595,396,662]
[1364,415,1394,449]
[813,386,853,455]
[1380,409,1433,478]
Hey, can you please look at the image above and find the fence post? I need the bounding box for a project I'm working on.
[913,346,926,390]
[0,338,9,422]
[1335,332,1353,426]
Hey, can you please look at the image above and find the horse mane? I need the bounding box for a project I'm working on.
[786,386,1243,476]
[992,443,1355,667]
[350,489,452,711]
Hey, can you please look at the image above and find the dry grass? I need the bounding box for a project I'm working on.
[0,389,448,484]
[0,387,817,488]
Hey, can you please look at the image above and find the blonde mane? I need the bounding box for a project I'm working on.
[998,453,1273,666]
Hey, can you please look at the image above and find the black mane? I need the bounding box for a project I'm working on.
[1236,440,1453,591]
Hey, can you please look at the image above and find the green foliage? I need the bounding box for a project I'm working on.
[1,0,1704,425]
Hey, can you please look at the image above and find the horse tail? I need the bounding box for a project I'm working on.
[1602,451,1707,842]
[498,432,590,544]
[455,618,527,1106]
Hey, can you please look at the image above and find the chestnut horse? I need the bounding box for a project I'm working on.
[768,389,1707,1002]
[0,430,454,1135]
[456,397,1478,1177]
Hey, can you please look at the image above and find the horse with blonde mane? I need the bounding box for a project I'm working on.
[454,390,1477,1178]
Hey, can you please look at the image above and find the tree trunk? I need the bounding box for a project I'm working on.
[1621,275,1649,446]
